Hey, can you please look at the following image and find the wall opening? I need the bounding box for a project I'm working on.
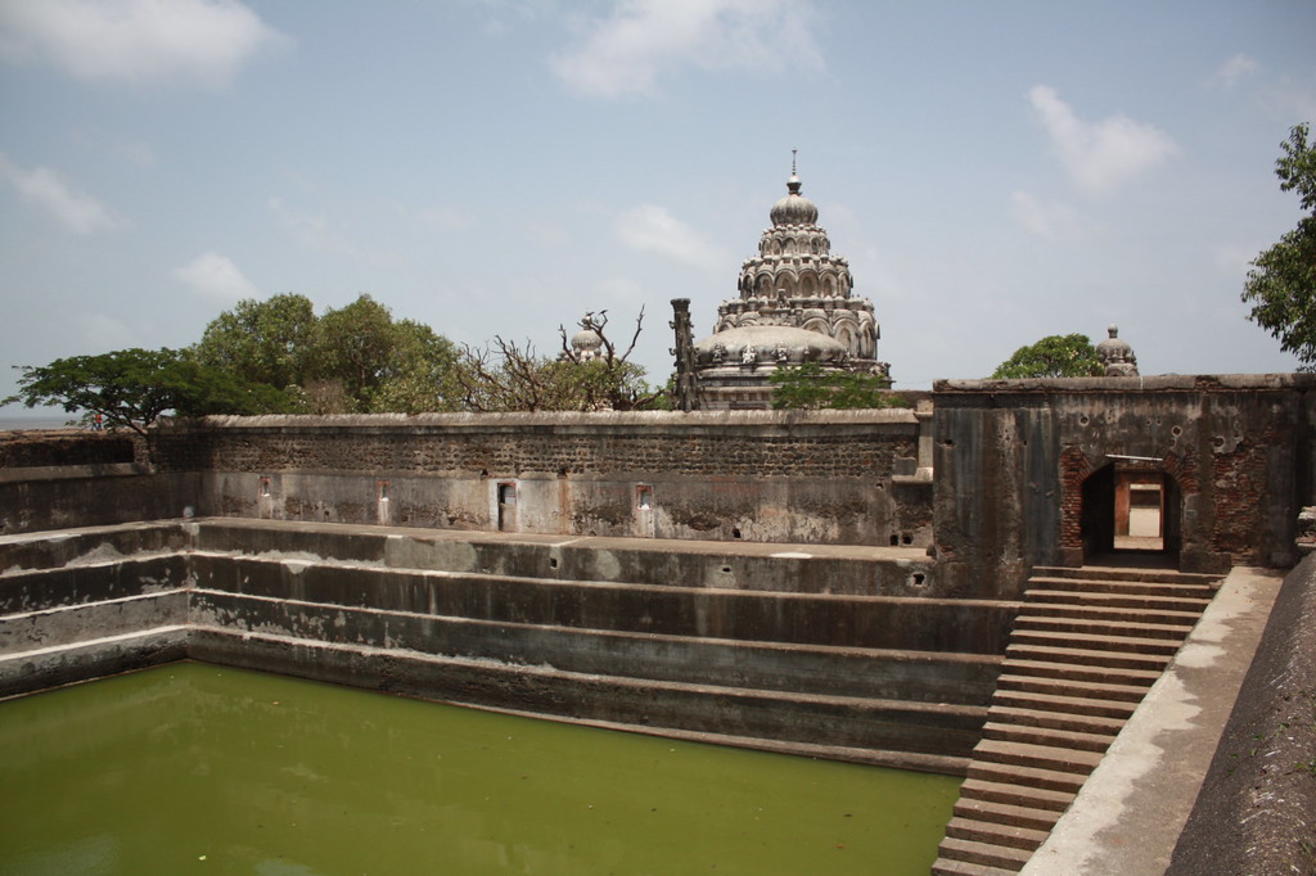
[1080,462,1180,566]
[497,482,517,532]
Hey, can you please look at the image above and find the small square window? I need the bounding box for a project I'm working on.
[636,484,653,510]
[259,477,272,498]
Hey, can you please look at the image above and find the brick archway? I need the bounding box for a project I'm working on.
[1060,448,1189,567]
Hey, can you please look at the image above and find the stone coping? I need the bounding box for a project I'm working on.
[159,408,920,431]
[934,372,1315,394]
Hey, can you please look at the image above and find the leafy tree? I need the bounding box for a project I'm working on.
[770,362,904,409]
[193,293,316,390]
[193,293,463,414]
[1242,123,1316,370]
[4,348,288,435]
[990,333,1103,379]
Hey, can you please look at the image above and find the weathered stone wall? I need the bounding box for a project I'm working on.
[149,410,931,547]
[0,428,195,535]
[932,374,1315,599]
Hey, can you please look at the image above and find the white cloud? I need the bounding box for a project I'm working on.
[616,204,727,271]
[1028,85,1179,194]
[1212,53,1258,88]
[0,0,284,87]
[1010,191,1082,240]
[174,251,258,301]
[551,0,821,98]
[0,152,124,233]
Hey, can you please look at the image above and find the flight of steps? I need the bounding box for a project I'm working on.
[931,564,1221,875]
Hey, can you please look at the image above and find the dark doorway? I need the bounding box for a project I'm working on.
[497,482,517,532]
[1080,462,1180,567]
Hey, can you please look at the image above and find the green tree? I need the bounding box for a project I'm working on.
[4,348,288,435]
[990,334,1103,379]
[770,362,903,409]
[193,293,316,390]
[1242,124,1316,370]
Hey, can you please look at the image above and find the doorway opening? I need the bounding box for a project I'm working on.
[497,482,517,532]
[1080,461,1181,566]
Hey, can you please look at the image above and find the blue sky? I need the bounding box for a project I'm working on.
[1,0,1313,405]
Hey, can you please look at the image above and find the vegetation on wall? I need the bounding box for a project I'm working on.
[770,362,904,409]
[1242,123,1316,371]
[989,333,1103,379]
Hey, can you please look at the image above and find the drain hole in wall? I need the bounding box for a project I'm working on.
[911,573,926,587]
[479,469,489,478]
[549,557,558,569]
[720,566,732,574]
[889,535,899,545]
[901,533,913,545]
[732,528,742,539]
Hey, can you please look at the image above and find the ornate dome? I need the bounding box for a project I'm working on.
[769,171,819,227]
[1096,324,1139,377]
[569,324,604,361]
[693,324,847,370]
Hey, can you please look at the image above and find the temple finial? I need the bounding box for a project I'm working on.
[791,148,797,176]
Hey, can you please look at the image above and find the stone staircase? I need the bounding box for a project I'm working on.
[931,564,1221,875]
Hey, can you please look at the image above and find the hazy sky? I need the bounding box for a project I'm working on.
[1,0,1313,404]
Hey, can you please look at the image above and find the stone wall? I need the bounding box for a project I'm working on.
[932,374,1315,599]
[0,428,195,534]
[149,410,932,547]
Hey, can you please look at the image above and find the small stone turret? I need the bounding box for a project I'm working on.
[1096,324,1139,377]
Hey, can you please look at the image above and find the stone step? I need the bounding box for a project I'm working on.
[973,738,1104,775]
[936,836,1034,870]
[193,589,1002,704]
[987,704,1127,736]
[1010,610,1200,639]
[1026,575,1216,599]
[957,777,1077,814]
[994,673,1154,704]
[1001,657,1161,687]
[953,795,1064,832]
[931,857,1022,876]
[189,626,987,760]
[1011,615,1196,641]
[1008,629,1183,656]
[1005,642,1171,671]
[1024,588,1211,612]
[1017,600,1204,625]
[993,688,1138,719]
[945,815,1050,851]
[966,759,1089,794]
[1030,566,1221,586]
[981,721,1116,754]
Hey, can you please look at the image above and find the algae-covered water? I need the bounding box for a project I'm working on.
[0,663,959,875]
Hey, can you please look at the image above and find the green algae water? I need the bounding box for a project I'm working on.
[0,663,959,875]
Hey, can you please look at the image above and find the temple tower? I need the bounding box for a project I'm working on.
[692,156,890,409]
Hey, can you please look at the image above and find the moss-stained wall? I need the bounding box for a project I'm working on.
[148,410,931,547]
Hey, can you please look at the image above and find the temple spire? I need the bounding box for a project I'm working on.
[787,148,801,194]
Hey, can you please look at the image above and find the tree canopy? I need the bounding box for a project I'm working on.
[6,295,660,427]
[1241,123,1316,370]
[195,293,463,414]
[770,362,903,409]
[990,334,1103,379]
[4,348,287,435]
